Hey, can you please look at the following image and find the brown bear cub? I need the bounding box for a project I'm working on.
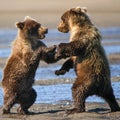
[2,16,57,114]
[55,7,120,114]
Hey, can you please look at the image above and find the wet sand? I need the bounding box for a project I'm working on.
[0,0,120,119]
[0,101,120,120]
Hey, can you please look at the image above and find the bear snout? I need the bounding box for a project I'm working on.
[55,52,61,60]
[40,27,48,34]
[43,28,48,34]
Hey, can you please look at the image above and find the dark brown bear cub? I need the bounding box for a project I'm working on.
[2,16,57,114]
[55,7,120,114]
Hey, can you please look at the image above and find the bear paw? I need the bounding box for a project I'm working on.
[55,69,66,75]
[2,108,10,114]
[65,108,85,114]
[17,107,35,115]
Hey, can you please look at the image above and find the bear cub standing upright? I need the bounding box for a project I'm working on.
[55,7,120,114]
[2,16,57,114]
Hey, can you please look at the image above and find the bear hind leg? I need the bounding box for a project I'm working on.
[17,88,37,114]
[101,87,120,112]
[2,92,17,114]
[66,81,88,114]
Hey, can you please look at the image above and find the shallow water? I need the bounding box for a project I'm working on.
[0,27,120,105]
[0,82,120,105]
[37,81,120,104]
[0,27,120,58]
[0,64,120,81]
[35,64,120,80]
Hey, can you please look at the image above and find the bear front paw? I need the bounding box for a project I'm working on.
[55,44,70,60]
[55,69,66,75]
[46,45,57,53]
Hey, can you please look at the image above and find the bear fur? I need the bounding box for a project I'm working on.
[55,7,120,114]
[2,16,57,114]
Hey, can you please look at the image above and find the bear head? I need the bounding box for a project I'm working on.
[16,16,48,40]
[57,7,92,33]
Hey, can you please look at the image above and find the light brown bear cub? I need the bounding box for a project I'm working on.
[55,7,120,114]
[2,16,57,114]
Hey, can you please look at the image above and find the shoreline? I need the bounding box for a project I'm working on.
[0,101,120,120]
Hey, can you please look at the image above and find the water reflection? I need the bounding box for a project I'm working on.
[0,82,120,105]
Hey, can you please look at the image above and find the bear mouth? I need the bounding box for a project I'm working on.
[57,27,69,33]
[40,33,47,39]
[39,30,48,39]
[40,34,45,39]
[39,29,48,39]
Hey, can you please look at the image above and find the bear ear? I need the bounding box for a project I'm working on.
[15,22,24,30]
[81,7,87,13]
[24,16,36,21]
[24,16,32,21]
[72,7,87,13]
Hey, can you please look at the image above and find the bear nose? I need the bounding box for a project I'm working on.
[40,27,48,34]
[44,28,48,34]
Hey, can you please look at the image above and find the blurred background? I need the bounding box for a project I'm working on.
[0,0,120,28]
[0,0,120,105]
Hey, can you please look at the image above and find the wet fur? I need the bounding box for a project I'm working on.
[55,7,120,114]
[2,17,57,114]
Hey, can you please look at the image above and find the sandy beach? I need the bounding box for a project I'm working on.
[0,0,120,119]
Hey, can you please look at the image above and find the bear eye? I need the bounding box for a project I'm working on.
[31,24,41,32]
[35,24,41,28]
[61,17,65,21]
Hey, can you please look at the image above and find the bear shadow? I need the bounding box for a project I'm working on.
[35,109,65,115]
[87,108,110,114]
